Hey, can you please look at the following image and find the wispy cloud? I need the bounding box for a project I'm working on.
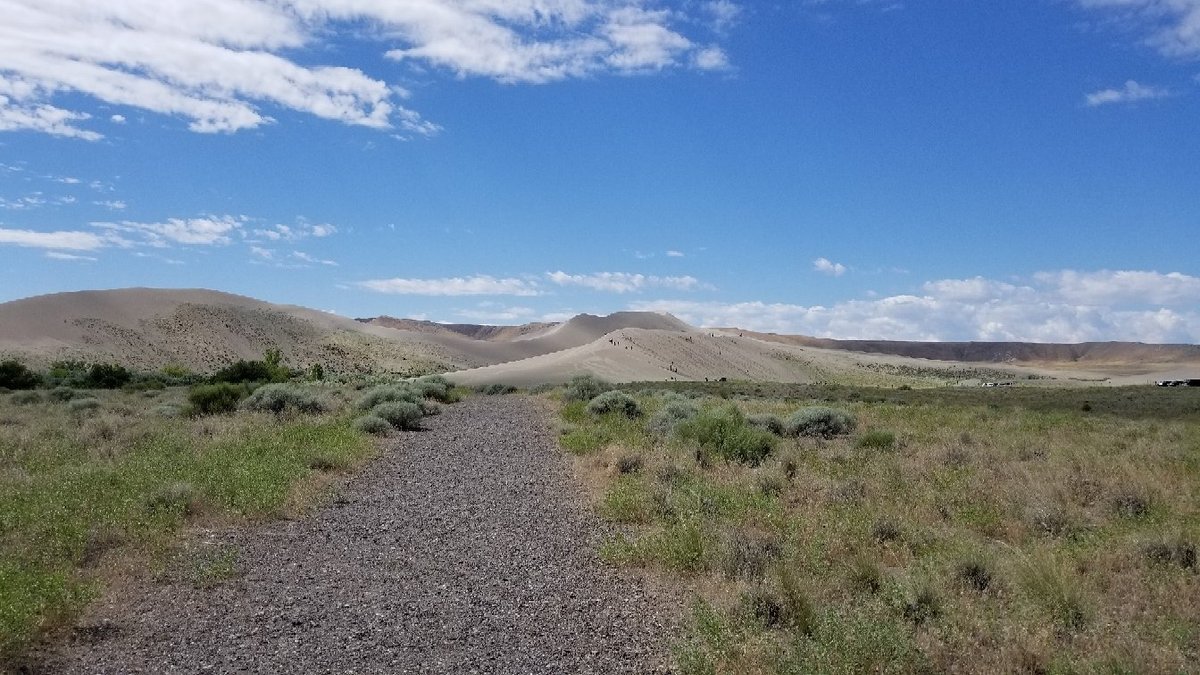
[1085,79,1171,106]
[0,0,729,140]
[0,227,107,251]
[358,275,541,296]
[630,269,1200,343]
[94,200,127,211]
[252,222,337,241]
[45,251,96,261]
[813,257,847,276]
[546,270,709,293]
[292,250,337,266]
[91,215,246,246]
[666,250,685,258]
[1078,0,1200,57]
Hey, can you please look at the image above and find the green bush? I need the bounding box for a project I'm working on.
[587,390,642,418]
[856,430,896,450]
[646,399,699,437]
[10,390,43,405]
[48,386,78,402]
[188,383,248,415]
[746,413,784,435]
[66,397,101,413]
[84,363,132,389]
[371,400,424,430]
[677,405,776,466]
[785,406,856,438]
[211,359,290,384]
[355,384,420,411]
[411,375,458,403]
[353,415,392,435]
[563,373,612,402]
[0,359,40,390]
[240,383,327,415]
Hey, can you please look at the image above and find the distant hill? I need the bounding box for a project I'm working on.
[730,331,1200,367]
[363,317,556,342]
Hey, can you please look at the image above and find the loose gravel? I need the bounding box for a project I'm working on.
[37,395,678,674]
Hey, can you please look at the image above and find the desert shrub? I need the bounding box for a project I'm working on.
[528,383,557,394]
[902,582,941,625]
[11,390,43,405]
[353,415,392,435]
[240,383,326,415]
[721,529,781,581]
[67,398,101,414]
[84,363,132,389]
[871,519,902,543]
[371,400,424,430]
[188,383,248,415]
[958,557,994,592]
[677,405,776,466]
[645,399,699,437]
[0,359,40,390]
[849,556,884,594]
[587,390,642,418]
[616,454,644,474]
[477,383,517,396]
[740,585,789,629]
[746,413,784,435]
[211,358,290,384]
[153,404,183,418]
[145,482,204,516]
[1143,535,1197,570]
[856,429,896,450]
[1112,490,1153,519]
[411,375,457,403]
[48,386,78,402]
[355,384,420,411]
[563,373,612,402]
[784,406,856,438]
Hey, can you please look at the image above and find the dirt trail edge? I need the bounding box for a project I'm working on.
[38,395,678,674]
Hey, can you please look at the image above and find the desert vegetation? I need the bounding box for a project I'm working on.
[552,378,1200,672]
[0,355,460,664]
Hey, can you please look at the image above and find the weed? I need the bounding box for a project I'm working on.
[1143,535,1196,570]
[477,383,517,395]
[1112,490,1153,519]
[901,581,941,625]
[848,556,884,594]
[958,556,994,592]
[871,519,902,544]
[720,529,780,581]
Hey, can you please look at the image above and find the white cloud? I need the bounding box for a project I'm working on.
[546,270,708,293]
[0,227,106,250]
[0,1,727,139]
[249,246,275,260]
[94,200,127,210]
[455,303,537,323]
[705,1,742,31]
[1085,79,1171,106]
[91,215,245,246]
[292,250,337,266]
[629,268,1200,343]
[1078,0,1200,57]
[0,194,46,210]
[358,275,541,296]
[45,251,96,261]
[666,250,685,257]
[813,257,847,276]
[252,222,337,241]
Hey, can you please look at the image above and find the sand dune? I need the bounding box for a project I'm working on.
[2,288,1195,385]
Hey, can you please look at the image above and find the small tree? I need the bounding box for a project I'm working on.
[0,359,41,390]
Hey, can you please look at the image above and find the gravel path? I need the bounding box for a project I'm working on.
[37,396,677,674]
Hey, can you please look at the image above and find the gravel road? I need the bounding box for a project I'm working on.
[37,395,677,674]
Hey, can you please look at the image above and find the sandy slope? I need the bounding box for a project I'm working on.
[1,288,1194,385]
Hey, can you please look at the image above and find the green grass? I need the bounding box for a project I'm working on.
[0,386,375,661]
[554,384,1200,673]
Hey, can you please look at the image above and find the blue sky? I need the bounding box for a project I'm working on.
[1,0,1198,342]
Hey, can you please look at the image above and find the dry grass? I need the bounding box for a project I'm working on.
[559,386,1200,673]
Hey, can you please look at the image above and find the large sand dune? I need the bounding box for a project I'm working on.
[2,288,1196,385]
